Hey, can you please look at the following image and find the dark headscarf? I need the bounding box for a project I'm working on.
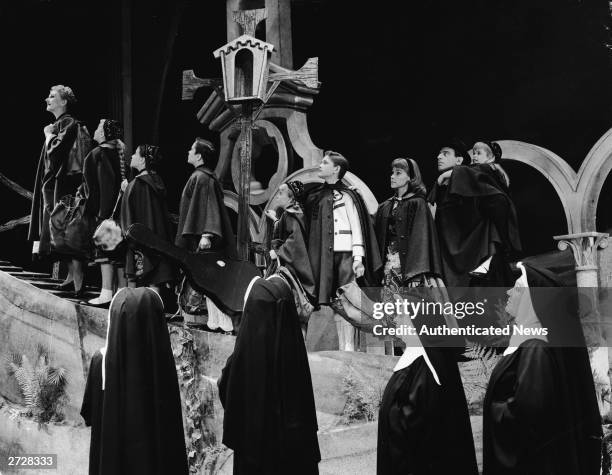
[137,144,162,171]
[484,141,503,162]
[286,180,305,203]
[99,288,188,475]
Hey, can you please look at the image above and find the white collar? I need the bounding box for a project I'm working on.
[243,276,262,310]
[393,317,441,385]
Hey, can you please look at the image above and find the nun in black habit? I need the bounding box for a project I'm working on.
[376,313,478,475]
[218,275,321,475]
[482,263,602,475]
[80,288,188,475]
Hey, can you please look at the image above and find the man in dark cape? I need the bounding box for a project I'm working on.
[120,159,175,286]
[175,138,235,257]
[428,140,521,287]
[29,85,82,256]
[304,152,381,305]
[81,288,188,475]
[218,276,321,474]
[483,263,602,474]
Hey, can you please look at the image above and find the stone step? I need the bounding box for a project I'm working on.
[7,271,52,279]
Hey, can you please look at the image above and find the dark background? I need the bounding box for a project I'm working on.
[2,0,612,269]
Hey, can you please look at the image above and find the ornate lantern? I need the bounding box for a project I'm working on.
[213,34,274,103]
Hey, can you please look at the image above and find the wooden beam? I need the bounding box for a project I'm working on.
[265,0,293,68]
[182,70,222,100]
[0,173,32,201]
[268,57,319,89]
[232,8,267,37]
[121,0,133,154]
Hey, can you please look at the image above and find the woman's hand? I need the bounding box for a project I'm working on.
[120,179,129,192]
[437,170,452,185]
[198,235,212,250]
[269,249,278,260]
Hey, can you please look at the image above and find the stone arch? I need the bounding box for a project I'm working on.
[498,140,578,233]
[499,130,612,235]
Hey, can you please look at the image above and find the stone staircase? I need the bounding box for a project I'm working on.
[0,259,100,304]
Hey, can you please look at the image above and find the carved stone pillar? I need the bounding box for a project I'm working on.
[554,231,610,416]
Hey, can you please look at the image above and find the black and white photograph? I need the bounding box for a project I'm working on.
[1,0,612,473]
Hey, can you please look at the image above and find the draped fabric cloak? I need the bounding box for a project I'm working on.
[304,183,382,305]
[269,209,316,302]
[120,172,176,284]
[82,288,188,475]
[428,164,521,287]
[375,194,444,282]
[80,144,122,223]
[175,166,236,257]
[483,265,602,475]
[29,112,81,254]
[218,277,320,474]
[377,347,478,475]
[81,350,104,475]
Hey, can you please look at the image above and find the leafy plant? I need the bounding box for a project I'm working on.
[340,370,382,424]
[6,344,68,423]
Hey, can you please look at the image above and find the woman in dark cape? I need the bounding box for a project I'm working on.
[120,144,175,288]
[218,276,321,474]
[377,310,478,475]
[81,288,188,475]
[80,119,125,305]
[482,263,602,474]
[375,158,444,288]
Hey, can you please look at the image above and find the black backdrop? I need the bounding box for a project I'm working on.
[2,0,612,268]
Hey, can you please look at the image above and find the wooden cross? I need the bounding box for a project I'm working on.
[182,8,319,261]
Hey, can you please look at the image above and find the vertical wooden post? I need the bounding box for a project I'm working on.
[121,0,134,154]
[237,103,253,260]
[265,0,293,68]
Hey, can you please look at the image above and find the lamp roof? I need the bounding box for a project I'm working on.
[213,34,275,58]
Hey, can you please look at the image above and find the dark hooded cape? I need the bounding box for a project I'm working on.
[175,166,235,257]
[81,350,104,475]
[80,144,122,222]
[85,288,188,475]
[483,265,602,475]
[29,112,81,254]
[270,209,316,301]
[429,164,521,287]
[377,313,478,475]
[375,194,444,282]
[304,182,382,305]
[120,172,176,284]
[218,277,320,474]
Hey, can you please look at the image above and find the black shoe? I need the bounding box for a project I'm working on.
[73,288,86,299]
[55,281,75,291]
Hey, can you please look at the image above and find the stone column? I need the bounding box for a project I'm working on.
[554,231,610,416]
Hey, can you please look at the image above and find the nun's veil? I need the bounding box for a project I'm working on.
[523,263,602,472]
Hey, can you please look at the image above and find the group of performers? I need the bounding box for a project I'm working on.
[30,85,603,474]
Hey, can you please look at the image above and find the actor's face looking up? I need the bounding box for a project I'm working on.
[93,120,106,144]
[318,155,339,180]
[274,184,294,210]
[471,142,494,164]
[437,147,463,172]
[390,167,410,190]
[187,142,203,167]
[131,148,146,171]
[45,89,66,115]
[505,274,527,318]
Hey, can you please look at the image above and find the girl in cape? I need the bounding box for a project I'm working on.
[119,144,176,292]
[482,263,602,474]
[375,158,445,290]
[266,180,315,302]
[81,288,188,475]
